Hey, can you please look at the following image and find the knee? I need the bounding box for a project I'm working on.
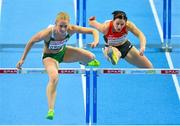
[49,74,59,85]
[149,64,153,68]
[79,51,96,65]
[147,62,153,68]
[88,53,96,61]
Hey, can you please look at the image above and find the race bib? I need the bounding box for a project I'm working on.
[107,34,127,45]
[48,39,68,50]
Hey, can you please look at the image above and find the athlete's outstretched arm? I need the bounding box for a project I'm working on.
[88,16,107,34]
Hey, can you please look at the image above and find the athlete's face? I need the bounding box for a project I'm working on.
[55,20,69,34]
[113,18,126,32]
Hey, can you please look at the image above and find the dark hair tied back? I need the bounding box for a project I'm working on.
[112,10,127,21]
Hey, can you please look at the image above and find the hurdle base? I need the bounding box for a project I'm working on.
[161,46,172,52]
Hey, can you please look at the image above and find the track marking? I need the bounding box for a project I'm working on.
[149,0,180,100]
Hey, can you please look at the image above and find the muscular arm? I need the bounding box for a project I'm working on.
[88,16,108,34]
[70,25,99,46]
[16,28,51,69]
[20,29,50,61]
[127,21,146,50]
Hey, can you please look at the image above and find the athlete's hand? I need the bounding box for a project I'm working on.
[89,16,96,21]
[139,47,145,56]
[90,42,98,48]
[16,60,24,69]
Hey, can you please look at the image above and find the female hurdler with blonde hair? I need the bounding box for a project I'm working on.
[16,12,100,120]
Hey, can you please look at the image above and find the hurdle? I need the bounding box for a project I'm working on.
[92,68,180,123]
[162,0,172,52]
[0,68,91,124]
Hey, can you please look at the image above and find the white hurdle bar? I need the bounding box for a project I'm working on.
[92,68,180,124]
[0,68,86,74]
[95,68,180,75]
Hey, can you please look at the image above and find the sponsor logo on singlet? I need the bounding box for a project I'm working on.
[48,38,68,50]
[107,34,127,45]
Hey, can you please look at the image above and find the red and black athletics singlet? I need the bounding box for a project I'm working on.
[104,21,128,46]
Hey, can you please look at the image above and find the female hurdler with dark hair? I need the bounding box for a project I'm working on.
[89,10,153,68]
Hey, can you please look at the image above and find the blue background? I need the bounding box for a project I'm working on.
[0,0,180,125]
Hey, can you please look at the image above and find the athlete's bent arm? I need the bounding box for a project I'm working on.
[88,16,107,34]
[127,21,146,55]
[16,29,50,69]
[71,25,99,48]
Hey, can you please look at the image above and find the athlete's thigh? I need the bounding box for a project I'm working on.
[43,57,59,77]
[103,46,121,58]
[112,46,122,58]
[125,47,152,68]
[63,46,94,62]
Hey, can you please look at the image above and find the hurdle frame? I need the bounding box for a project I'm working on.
[0,68,91,124]
[162,0,172,52]
[92,68,180,124]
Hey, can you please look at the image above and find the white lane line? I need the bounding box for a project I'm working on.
[79,33,87,112]
[149,0,180,100]
[0,0,2,22]
[74,0,91,124]
[79,33,92,125]
[149,0,164,43]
